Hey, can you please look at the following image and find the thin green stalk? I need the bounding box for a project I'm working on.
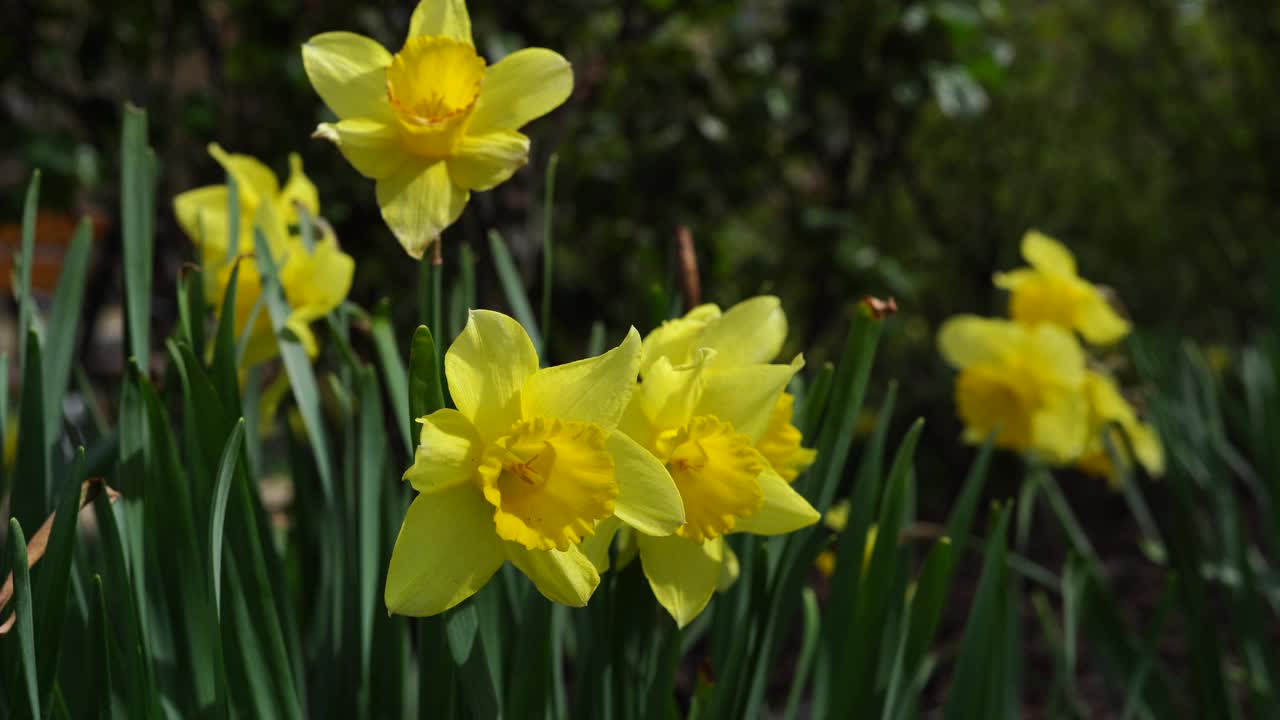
[540,153,559,356]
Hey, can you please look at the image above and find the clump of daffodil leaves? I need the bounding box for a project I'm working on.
[386,298,822,626]
[302,0,573,258]
[938,230,1163,486]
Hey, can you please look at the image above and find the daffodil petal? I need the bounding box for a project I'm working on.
[1021,230,1077,277]
[385,487,504,616]
[638,353,709,432]
[695,356,803,443]
[469,48,573,135]
[606,430,685,536]
[404,408,484,494]
[1028,324,1087,386]
[314,119,405,180]
[639,305,721,375]
[173,185,232,254]
[702,296,788,367]
[1030,390,1089,464]
[522,327,640,430]
[637,533,722,628]
[991,268,1035,290]
[937,315,1021,369]
[375,160,469,259]
[446,310,540,441]
[280,237,355,322]
[732,460,819,535]
[301,32,395,123]
[1075,295,1131,345]
[279,153,320,223]
[407,0,472,44]
[209,143,280,206]
[283,315,320,357]
[717,544,740,592]
[505,542,599,607]
[579,516,621,574]
[446,131,531,191]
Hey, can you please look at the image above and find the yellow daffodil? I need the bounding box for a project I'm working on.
[994,230,1131,345]
[938,315,1089,464]
[174,145,355,367]
[617,348,819,627]
[642,296,816,483]
[385,311,684,616]
[1075,371,1164,485]
[302,0,573,258]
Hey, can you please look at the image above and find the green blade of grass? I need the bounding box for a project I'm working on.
[43,216,92,442]
[943,505,1013,720]
[252,228,335,503]
[357,367,386,714]
[370,300,412,457]
[16,170,39,379]
[780,587,821,720]
[540,153,559,357]
[33,449,86,704]
[487,229,543,356]
[7,518,40,718]
[409,326,445,425]
[121,105,154,369]
[12,329,49,533]
[209,419,246,619]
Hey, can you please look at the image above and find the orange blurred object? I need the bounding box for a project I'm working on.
[0,210,106,295]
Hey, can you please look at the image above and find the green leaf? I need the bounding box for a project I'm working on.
[252,228,335,503]
[88,575,116,719]
[16,170,39,378]
[943,505,1013,720]
[357,368,385,709]
[7,519,40,717]
[781,587,821,720]
[488,229,544,355]
[209,260,244,410]
[209,419,246,619]
[409,325,445,425]
[121,105,155,368]
[540,153,560,357]
[12,329,49,534]
[43,217,93,442]
[370,300,412,457]
[33,449,86,705]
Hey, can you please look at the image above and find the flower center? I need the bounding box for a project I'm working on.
[955,365,1036,449]
[478,417,617,552]
[656,416,764,543]
[386,36,486,159]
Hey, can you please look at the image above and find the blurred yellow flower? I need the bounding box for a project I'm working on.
[302,0,573,258]
[1075,371,1164,486]
[938,315,1089,464]
[385,311,684,616]
[994,230,1131,345]
[617,347,819,627]
[173,145,354,367]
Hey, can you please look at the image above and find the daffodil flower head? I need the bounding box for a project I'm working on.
[618,348,820,627]
[994,230,1131,345]
[302,0,574,258]
[173,145,354,367]
[938,315,1090,464]
[385,311,685,617]
[1075,371,1164,486]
